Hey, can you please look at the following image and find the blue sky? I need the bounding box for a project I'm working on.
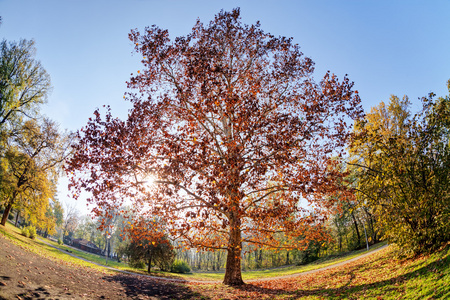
[1,0,449,215]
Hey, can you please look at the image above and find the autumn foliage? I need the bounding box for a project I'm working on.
[350,84,450,255]
[124,217,175,272]
[67,8,363,285]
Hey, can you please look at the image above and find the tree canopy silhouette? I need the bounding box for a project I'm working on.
[67,8,363,285]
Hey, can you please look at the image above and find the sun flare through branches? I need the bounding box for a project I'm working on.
[66,8,363,285]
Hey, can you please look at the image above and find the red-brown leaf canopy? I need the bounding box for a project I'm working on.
[67,8,363,252]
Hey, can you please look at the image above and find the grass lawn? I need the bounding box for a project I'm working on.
[34,224,389,282]
[1,221,386,282]
[175,242,387,282]
[186,243,449,299]
[0,222,112,273]
[1,221,448,299]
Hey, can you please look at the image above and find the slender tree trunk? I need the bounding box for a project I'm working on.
[351,211,361,248]
[363,222,369,251]
[197,252,201,269]
[216,251,222,271]
[369,215,378,243]
[286,251,290,265]
[223,213,244,285]
[364,208,377,244]
[148,256,152,273]
[335,218,343,252]
[345,232,349,250]
[2,181,24,226]
[15,210,20,227]
[1,203,13,226]
[258,249,263,268]
[147,248,153,273]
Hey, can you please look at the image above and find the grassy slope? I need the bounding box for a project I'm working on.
[0,223,113,273]
[179,243,387,281]
[288,243,450,299]
[38,234,388,281]
[4,221,387,282]
[1,222,448,299]
[189,244,449,299]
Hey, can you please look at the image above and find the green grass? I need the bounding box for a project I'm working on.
[43,238,127,268]
[1,221,388,282]
[293,242,450,299]
[2,221,448,299]
[40,237,191,279]
[0,223,187,279]
[186,243,449,299]
[39,226,386,282]
[0,222,113,273]
[170,243,387,281]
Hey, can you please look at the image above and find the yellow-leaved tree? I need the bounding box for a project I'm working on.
[350,83,450,254]
[0,118,72,227]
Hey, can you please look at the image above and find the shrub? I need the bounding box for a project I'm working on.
[28,226,36,239]
[57,238,63,245]
[20,226,36,239]
[27,226,37,239]
[171,259,191,273]
[129,259,146,269]
[21,227,30,238]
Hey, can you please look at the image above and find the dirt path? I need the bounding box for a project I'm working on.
[38,237,388,284]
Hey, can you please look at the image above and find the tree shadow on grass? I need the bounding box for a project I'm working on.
[103,273,210,300]
[235,253,449,299]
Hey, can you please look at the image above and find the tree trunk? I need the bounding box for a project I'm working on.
[369,214,378,243]
[196,252,201,269]
[223,213,244,286]
[364,207,377,244]
[351,211,361,248]
[148,248,152,273]
[216,251,222,271]
[15,210,20,227]
[286,251,290,265]
[2,185,22,226]
[1,203,13,226]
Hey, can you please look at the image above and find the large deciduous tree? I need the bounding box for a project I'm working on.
[67,9,363,285]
